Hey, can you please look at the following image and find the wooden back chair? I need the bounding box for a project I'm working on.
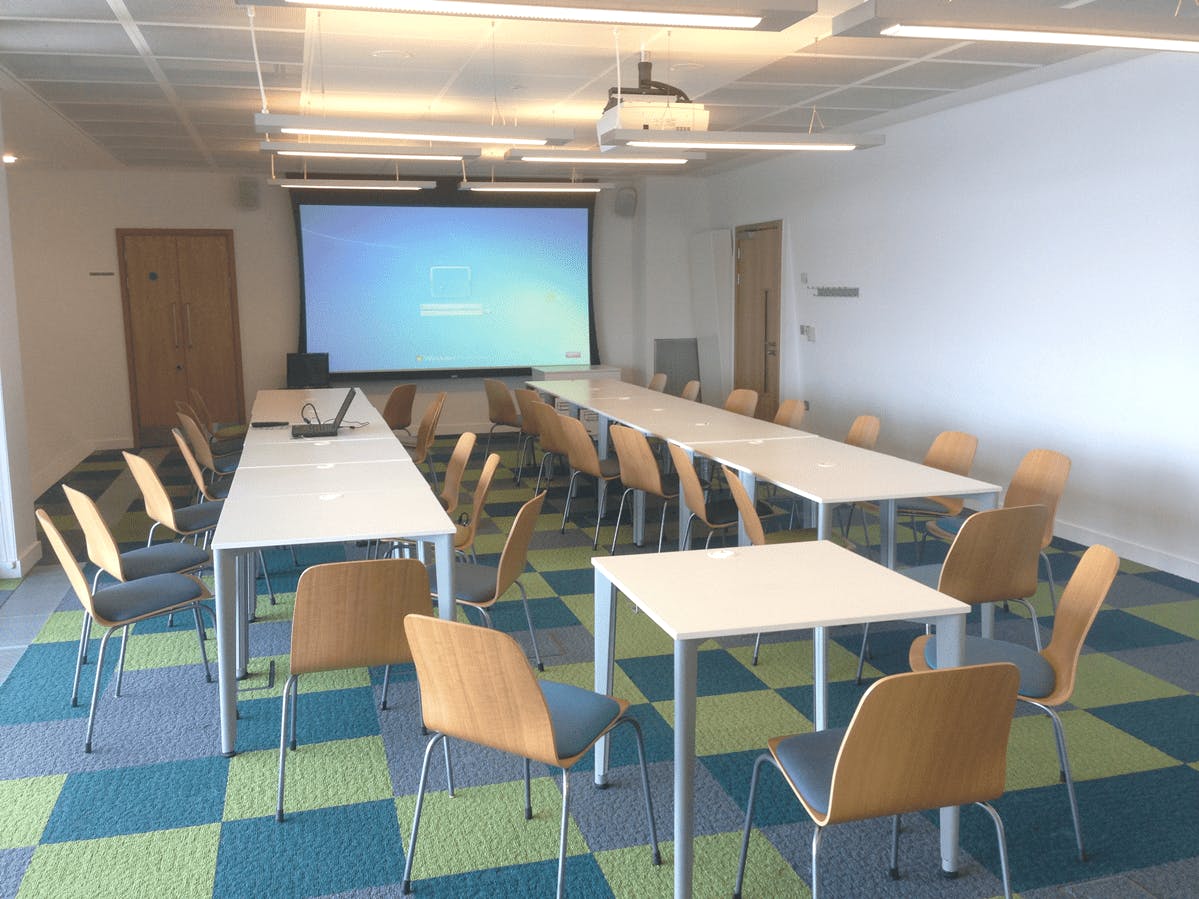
[177,410,238,480]
[559,414,621,548]
[845,414,881,449]
[513,387,543,484]
[723,465,766,547]
[453,451,500,561]
[277,558,433,821]
[773,399,806,429]
[171,427,226,503]
[401,613,659,899]
[439,431,477,517]
[646,372,668,392]
[124,450,219,545]
[735,663,1020,899]
[909,544,1118,863]
[529,399,570,493]
[189,386,246,440]
[669,443,737,548]
[724,387,759,417]
[404,391,447,489]
[382,383,418,435]
[680,379,701,402]
[483,378,521,456]
[36,508,211,753]
[609,424,678,553]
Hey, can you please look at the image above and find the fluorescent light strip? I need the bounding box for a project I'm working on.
[459,181,611,193]
[262,141,477,161]
[281,126,549,146]
[279,0,762,29]
[2,154,16,164]
[629,139,856,152]
[881,23,1199,54]
[271,178,438,190]
[257,113,574,147]
[515,154,690,165]
[600,127,882,152]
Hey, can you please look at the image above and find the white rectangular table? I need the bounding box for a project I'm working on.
[592,541,970,898]
[210,389,456,757]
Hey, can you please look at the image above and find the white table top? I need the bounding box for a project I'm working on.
[692,435,1000,506]
[593,540,968,642]
[237,436,412,468]
[245,388,395,443]
[223,459,415,497]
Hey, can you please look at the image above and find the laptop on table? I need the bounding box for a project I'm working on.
[291,388,356,438]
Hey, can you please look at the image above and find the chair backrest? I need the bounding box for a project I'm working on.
[291,558,432,677]
[1040,544,1118,704]
[647,372,668,392]
[123,450,179,534]
[439,431,477,515]
[514,388,542,437]
[62,484,124,581]
[680,380,701,402]
[35,508,101,623]
[924,430,978,475]
[816,663,1019,824]
[411,392,447,464]
[724,388,759,417]
[405,614,561,766]
[382,383,418,431]
[668,444,713,528]
[484,378,520,427]
[495,491,547,600]
[610,424,667,498]
[177,411,219,472]
[559,414,604,477]
[171,427,219,502]
[176,400,215,443]
[457,452,500,551]
[845,415,881,449]
[187,387,213,430]
[722,465,766,546]
[936,504,1048,605]
[1005,449,1071,551]
[774,399,806,429]
[528,400,569,455]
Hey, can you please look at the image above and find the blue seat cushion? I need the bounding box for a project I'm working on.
[771,727,847,817]
[120,542,209,580]
[173,500,222,533]
[211,452,240,473]
[206,480,231,500]
[597,456,621,479]
[902,563,942,589]
[922,635,1056,699]
[540,680,621,761]
[899,497,951,515]
[704,499,740,528]
[92,572,206,625]
[427,561,499,605]
[211,436,243,457]
[931,515,965,537]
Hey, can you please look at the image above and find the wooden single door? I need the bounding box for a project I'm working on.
[733,222,782,420]
[119,230,245,446]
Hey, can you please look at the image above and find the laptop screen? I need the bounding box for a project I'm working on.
[329,388,355,426]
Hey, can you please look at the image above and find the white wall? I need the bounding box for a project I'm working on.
[703,52,1199,578]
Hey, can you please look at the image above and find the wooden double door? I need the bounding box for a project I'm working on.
[118,230,245,447]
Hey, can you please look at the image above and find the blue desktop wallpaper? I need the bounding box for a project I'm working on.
[298,204,592,373]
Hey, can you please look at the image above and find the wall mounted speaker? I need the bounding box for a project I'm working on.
[614,186,638,217]
[286,352,329,388]
[235,175,261,210]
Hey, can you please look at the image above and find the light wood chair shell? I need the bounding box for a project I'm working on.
[189,386,246,441]
[124,450,222,547]
[401,613,660,899]
[724,387,759,417]
[670,444,738,549]
[529,400,570,494]
[382,383,418,436]
[773,399,807,429]
[483,378,521,457]
[926,448,1071,610]
[36,508,212,753]
[646,372,668,392]
[909,543,1118,863]
[428,490,547,670]
[438,431,477,518]
[401,391,447,490]
[680,379,701,402]
[512,387,542,484]
[608,424,679,554]
[177,410,239,481]
[845,414,881,449]
[559,414,621,548]
[176,400,242,457]
[277,558,436,822]
[734,663,1020,899]
[453,452,499,562]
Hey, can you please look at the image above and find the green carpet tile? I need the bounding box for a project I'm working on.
[2,438,1198,898]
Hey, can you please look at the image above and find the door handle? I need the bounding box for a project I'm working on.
[184,303,193,348]
[171,304,181,348]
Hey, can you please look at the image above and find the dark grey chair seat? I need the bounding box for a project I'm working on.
[173,500,223,533]
[428,561,498,604]
[920,635,1055,698]
[540,680,621,759]
[769,727,847,817]
[93,572,207,624]
[119,542,209,580]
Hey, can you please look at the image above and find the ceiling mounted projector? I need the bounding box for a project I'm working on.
[597,57,709,143]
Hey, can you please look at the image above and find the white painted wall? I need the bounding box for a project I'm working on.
[703,52,1199,578]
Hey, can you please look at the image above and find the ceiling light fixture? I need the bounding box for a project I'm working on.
[234,0,819,31]
[599,129,884,152]
[1,154,16,164]
[507,151,695,165]
[256,113,574,147]
[270,178,438,190]
[458,181,613,193]
[880,22,1199,53]
[260,141,481,161]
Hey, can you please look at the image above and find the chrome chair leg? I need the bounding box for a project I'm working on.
[1034,700,1086,861]
[381,664,391,710]
[613,716,661,866]
[811,823,825,899]
[72,613,94,706]
[1041,550,1058,613]
[733,752,772,899]
[889,814,901,879]
[402,732,447,895]
[1010,597,1043,650]
[751,632,762,666]
[523,758,533,820]
[610,488,633,555]
[192,604,212,682]
[556,767,571,899]
[276,673,299,822]
[976,801,1013,899]
[517,581,543,671]
[855,622,871,684]
[114,625,130,697]
[84,628,118,753]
